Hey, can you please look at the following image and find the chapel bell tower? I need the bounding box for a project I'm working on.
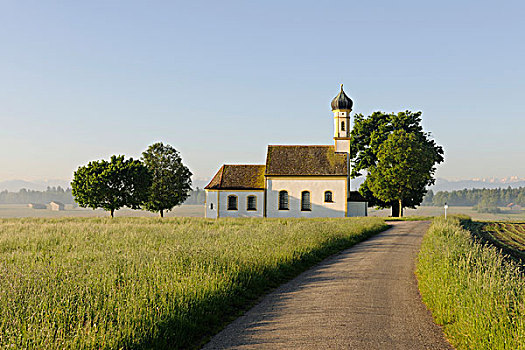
[331,84,353,153]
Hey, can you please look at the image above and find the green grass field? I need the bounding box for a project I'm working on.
[0,217,386,349]
[417,217,525,349]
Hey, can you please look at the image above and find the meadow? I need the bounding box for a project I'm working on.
[0,217,386,349]
[6,203,525,222]
[417,217,525,349]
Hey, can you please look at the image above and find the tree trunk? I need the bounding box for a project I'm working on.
[399,199,403,218]
[391,201,400,217]
[160,210,164,218]
[110,208,114,218]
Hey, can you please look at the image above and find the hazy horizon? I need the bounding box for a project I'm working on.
[5,176,525,195]
[2,1,524,182]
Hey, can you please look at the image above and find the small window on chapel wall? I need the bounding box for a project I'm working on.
[324,191,333,203]
[279,191,289,210]
[301,191,311,211]
[227,195,238,210]
[210,203,214,210]
[247,196,257,211]
[341,121,345,131]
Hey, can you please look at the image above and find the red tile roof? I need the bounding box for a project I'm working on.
[265,145,348,176]
[205,165,266,190]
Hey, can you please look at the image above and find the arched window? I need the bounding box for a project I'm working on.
[247,195,257,211]
[227,195,238,210]
[301,191,311,211]
[278,190,289,210]
[341,121,345,131]
[324,191,333,203]
[210,203,214,210]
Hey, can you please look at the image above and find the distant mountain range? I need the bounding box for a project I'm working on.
[351,177,525,192]
[0,179,72,192]
[3,177,525,193]
[0,177,212,192]
[431,177,525,192]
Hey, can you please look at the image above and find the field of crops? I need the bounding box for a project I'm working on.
[478,222,525,260]
[0,217,386,349]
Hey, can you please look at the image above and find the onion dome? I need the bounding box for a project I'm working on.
[331,84,353,111]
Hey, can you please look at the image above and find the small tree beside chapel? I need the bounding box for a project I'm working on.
[71,155,152,217]
[366,130,438,217]
[141,142,192,217]
[351,110,444,216]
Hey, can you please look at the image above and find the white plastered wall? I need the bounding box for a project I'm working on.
[266,177,346,218]
[333,111,350,138]
[347,201,367,217]
[216,191,264,218]
[205,190,218,218]
[334,139,350,153]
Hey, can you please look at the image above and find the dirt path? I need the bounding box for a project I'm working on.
[202,221,452,349]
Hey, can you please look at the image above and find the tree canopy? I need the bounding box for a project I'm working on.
[71,155,152,217]
[425,187,525,212]
[366,130,439,217]
[141,142,192,217]
[351,110,444,216]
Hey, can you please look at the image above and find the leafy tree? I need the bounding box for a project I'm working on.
[141,142,192,217]
[366,130,439,217]
[429,187,525,208]
[351,110,444,216]
[517,192,525,206]
[421,189,434,206]
[71,155,152,217]
[474,192,501,213]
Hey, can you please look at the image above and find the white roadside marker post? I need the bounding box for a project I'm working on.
[444,203,448,219]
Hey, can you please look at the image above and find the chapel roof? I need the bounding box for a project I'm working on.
[265,145,348,176]
[205,164,266,190]
[331,84,353,111]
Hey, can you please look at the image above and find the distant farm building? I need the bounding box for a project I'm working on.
[28,203,46,209]
[507,203,522,212]
[49,201,65,211]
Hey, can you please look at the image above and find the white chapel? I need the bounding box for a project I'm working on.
[204,85,368,218]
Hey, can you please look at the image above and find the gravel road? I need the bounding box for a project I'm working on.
[202,221,453,349]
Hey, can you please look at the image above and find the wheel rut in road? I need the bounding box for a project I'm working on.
[203,221,452,349]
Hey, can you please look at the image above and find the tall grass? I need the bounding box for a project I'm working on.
[0,217,386,349]
[416,217,525,349]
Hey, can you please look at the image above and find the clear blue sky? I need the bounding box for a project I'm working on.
[1,0,524,183]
